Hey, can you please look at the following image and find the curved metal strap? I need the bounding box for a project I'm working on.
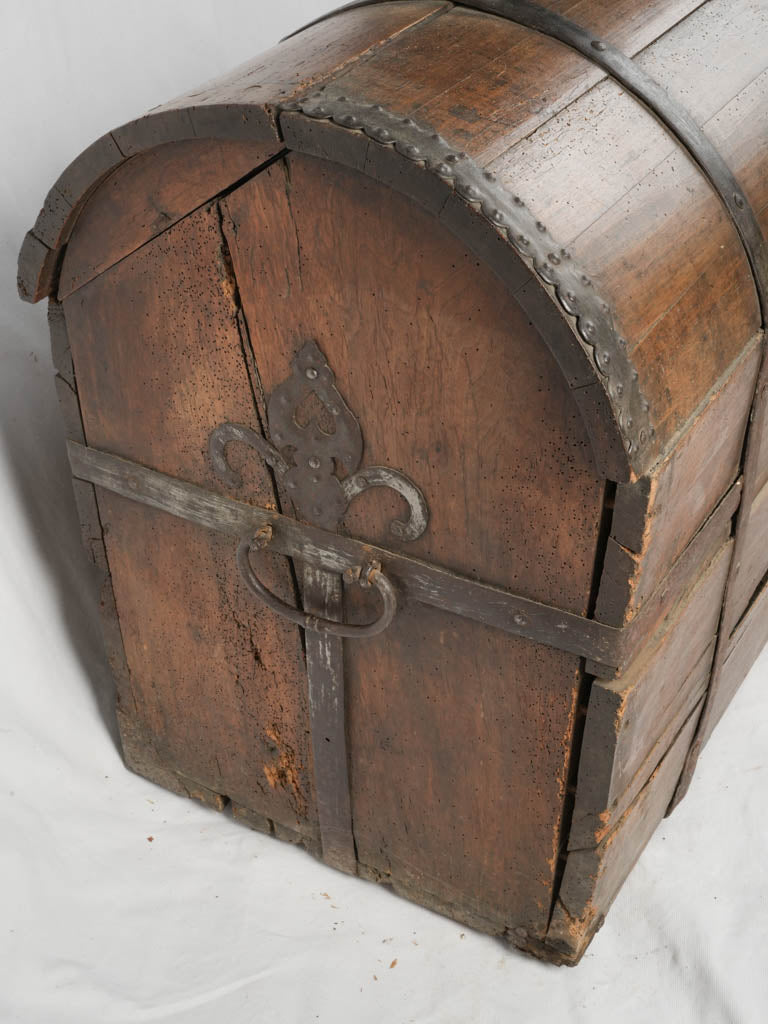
[237,530,398,638]
[342,466,429,541]
[285,0,768,318]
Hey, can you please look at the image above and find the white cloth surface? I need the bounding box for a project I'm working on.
[1,3,766,1021]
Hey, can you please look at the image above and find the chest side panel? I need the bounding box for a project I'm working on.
[221,153,607,932]
[62,206,316,835]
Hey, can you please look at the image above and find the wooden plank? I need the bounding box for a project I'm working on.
[701,579,768,745]
[727,476,768,627]
[572,639,713,848]
[597,338,760,627]
[62,203,316,834]
[58,139,279,298]
[330,0,703,163]
[591,477,739,674]
[574,541,731,848]
[543,700,702,964]
[489,0,768,244]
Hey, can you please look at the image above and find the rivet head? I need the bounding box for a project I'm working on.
[402,117,414,126]
[734,192,745,209]
[599,351,611,368]
[305,367,319,380]
[513,195,524,206]
[404,144,421,159]
[535,221,546,232]
[484,170,496,181]
[625,415,633,429]
[435,162,454,177]
[371,103,383,112]
[308,456,321,470]
[581,274,592,286]
[517,235,530,246]
[560,248,571,260]
[615,382,624,398]
[373,127,391,141]
[641,397,650,411]
[337,95,348,103]
[566,291,576,303]
[340,114,359,127]
[639,429,648,444]
[463,184,480,199]
[581,321,595,339]
[548,252,561,265]
[592,39,607,51]
[287,480,297,490]
[513,613,526,627]
[489,209,506,225]
[446,153,460,163]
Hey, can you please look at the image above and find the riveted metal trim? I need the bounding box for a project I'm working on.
[286,0,768,323]
[277,91,654,462]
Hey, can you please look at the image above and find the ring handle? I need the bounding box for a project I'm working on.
[236,528,397,638]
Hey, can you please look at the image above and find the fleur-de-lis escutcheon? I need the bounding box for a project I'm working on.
[208,341,429,636]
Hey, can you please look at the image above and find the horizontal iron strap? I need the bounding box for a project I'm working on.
[287,0,768,320]
[67,441,623,670]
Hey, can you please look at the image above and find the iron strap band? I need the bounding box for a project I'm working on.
[286,0,768,317]
[67,440,625,672]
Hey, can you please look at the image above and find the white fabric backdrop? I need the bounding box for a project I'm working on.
[1,3,766,1021]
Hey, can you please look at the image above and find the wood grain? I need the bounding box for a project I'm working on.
[544,699,702,964]
[59,139,277,299]
[63,204,316,834]
[221,152,606,934]
[575,542,731,848]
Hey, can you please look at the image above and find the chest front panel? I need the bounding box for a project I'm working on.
[62,152,606,932]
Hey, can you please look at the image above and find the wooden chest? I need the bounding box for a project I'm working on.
[18,0,768,964]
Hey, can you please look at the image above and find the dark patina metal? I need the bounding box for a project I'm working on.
[207,340,429,871]
[67,439,627,670]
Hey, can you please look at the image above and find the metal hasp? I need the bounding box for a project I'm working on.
[209,341,429,873]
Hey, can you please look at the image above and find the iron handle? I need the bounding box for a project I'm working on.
[236,527,397,638]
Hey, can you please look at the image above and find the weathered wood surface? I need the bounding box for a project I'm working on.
[58,139,277,299]
[18,1,448,303]
[573,542,731,853]
[63,205,318,836]
[589,478,740,677]
[220,152,606,935]
[596,340,760,628]
[543,698,702,964]
[702,579,768,746]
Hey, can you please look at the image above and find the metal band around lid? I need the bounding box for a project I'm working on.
[286,0,768,318]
